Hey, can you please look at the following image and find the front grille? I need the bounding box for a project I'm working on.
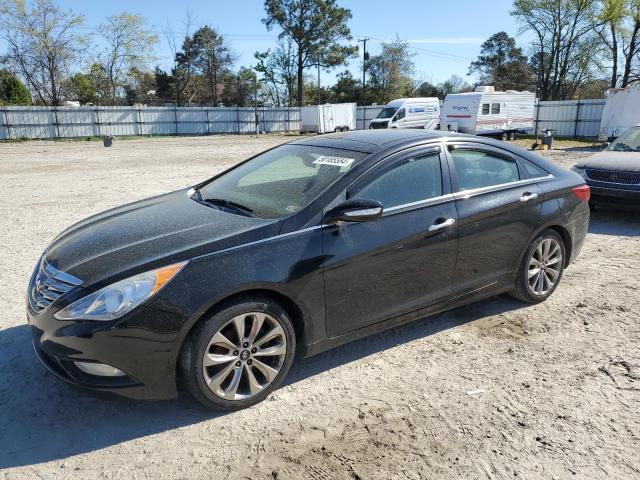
[586,168,640,185]
[28,257,82,313]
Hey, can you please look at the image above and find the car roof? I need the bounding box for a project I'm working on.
[287,129,566,177]
[290,130,447,153]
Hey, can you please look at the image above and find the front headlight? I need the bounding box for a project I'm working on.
[54,262,187,321]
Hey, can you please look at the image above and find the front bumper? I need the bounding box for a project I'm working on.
[28,300,184,400]
[587,183,640,207]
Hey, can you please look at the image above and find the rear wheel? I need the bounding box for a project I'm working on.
[179,296,296,410]
[501,131,509,141]
[510,229,565,303]
[509,131,516,141]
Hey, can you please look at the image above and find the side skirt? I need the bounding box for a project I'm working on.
[303,280,512,358]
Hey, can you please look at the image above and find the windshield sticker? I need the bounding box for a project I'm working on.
[313,156,355,168]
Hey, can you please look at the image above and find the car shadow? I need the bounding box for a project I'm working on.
[0,294,525,469]
[588,208,640,237]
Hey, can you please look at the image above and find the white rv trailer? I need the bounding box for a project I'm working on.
[300,103,357,134]
[598,87,640,140]
[368,98,440,130]
[440,86,535,140]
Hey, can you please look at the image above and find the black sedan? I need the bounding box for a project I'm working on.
[572,124,640,208]
[28,130,590,410]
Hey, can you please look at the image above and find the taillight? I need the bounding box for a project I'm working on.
[572,184,590,203]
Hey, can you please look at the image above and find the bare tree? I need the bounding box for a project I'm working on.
[513,0,604,100]
[163,12,202,106]
[0,0,87,105]
[598,0,640,87]
[97,12,158,105]
[254,39,297,106]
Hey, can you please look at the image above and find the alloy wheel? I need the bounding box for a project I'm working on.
[201,312,287,401]
[528,238,563,296]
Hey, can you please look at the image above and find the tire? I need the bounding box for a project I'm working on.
[179,296,296,410]
[334,126,341,133]
[510,229,566,304]
[509,131,516,141]
[501,131,509,141]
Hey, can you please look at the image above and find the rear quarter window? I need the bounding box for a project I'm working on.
[520,159,549,179]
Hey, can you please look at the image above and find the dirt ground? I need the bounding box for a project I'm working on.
[1,135,639,480]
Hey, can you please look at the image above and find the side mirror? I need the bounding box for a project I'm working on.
[325,198,383,224]
[602,141,610,150]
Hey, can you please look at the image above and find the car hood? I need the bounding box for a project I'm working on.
[45,189,279,284]
[576,150,640,172]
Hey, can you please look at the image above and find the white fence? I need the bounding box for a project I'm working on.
[534,99,605,137]
[0,106,301,140]
[0,100,607,140]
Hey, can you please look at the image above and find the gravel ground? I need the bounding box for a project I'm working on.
[1,135,639,480]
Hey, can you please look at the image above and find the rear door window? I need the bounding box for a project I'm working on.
[450,149,520,191]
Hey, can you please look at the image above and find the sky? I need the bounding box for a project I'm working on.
[3,0,524,86]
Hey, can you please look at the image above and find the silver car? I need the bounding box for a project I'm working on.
[572,124,640,208]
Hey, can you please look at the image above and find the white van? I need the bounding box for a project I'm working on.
[368,98,440,130]
[440,86,535,140]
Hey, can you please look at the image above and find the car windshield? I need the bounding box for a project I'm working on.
[197,144,367,219]
[609,126,640,152]
[376,107,398,119]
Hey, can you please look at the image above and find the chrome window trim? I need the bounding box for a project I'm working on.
[383,193,455,215]
[453,175,554,200]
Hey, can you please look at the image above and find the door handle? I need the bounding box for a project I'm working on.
[520,192,539,202]
[428,218,456,232]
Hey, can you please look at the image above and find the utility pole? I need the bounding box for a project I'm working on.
[317,55,321,107]
[358,37,370,106]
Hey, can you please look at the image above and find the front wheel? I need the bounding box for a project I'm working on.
[179,296,296,410]
[510,229,566,303]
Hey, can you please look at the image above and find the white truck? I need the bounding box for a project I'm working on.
[368,98,440,130]
[300,103,357,134]
[440,86,535,140]
[598,87,640,140]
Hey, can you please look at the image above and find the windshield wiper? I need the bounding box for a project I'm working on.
[202,198,255,217]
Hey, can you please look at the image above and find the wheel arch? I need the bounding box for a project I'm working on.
[545,224,572,267]
[177,287,311,362]
[514,222,573,274]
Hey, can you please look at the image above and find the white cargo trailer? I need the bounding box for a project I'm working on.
[440,86,535,140]
[300,103,357,134]
[598,87,640,140]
